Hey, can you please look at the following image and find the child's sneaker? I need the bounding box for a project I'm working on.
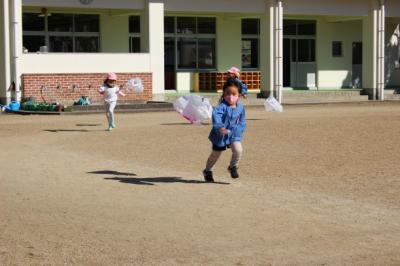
[111,123,116,128]
[108,126,113,131]
[228,166,239,179]
[203,170,214,182]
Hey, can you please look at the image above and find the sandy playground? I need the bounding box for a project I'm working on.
[1,102,400,265]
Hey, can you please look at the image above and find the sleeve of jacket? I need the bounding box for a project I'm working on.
[212,104,225,130]
[240,81,248,95]
[238,107,246,133]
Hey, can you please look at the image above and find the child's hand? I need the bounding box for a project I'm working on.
[219,128,228,135]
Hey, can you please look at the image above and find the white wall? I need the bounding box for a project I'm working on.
[20,53,151,73]
[284,0,368,16]
[22,0,144,9]
[216,16,242,71]
[100,14,130,53]
[317,18,363,89]
[23,0,372,16]
[386,0,400,17]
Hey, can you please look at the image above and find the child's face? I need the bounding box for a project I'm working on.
[224,86,240,105]
[107,79,116,87]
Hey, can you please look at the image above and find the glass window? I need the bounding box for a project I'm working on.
[177,17,196,34]
[178,38,196,68]
[352,42,363,65]
[297,20,316,35]
[197,17,216,34]
[283,20,297,35]
[75,37,99,52]
[48,14,73,32]
[332,41,343,57]
[49,36,73,52]
[129,16,141,33]
[198,38,215,68]
[242,39,259,68]
[310,39,315,61]
[291,39,297,62]
[242,19,259,35]
[23,13,45,31]
[129,37,141,53]
[298,39,311,62]
[23,36,45,52]
[164,17,175,34]
[75,14,99,32]
[241,19,260,69]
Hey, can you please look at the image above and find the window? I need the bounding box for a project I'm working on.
[23,13,100,53]
[129,16,141,53]
[284,20,316,36]
[332,41,343,57]
[165,16,216,70]
[290,39,315,62]
[242,19,260,69]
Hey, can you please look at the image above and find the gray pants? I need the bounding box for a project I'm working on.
[105,101,117,126]
[205,141,243,171]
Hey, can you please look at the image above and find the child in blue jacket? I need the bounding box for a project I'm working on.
[227,66,248,97]
[203,79,246,182]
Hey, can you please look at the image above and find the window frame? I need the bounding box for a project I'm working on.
[241,18,260,70]
[165,16,217,71]
[129,15,141,53]
[23,12,100,53]
[332,41,343,57]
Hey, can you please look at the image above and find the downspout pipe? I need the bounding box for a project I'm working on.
[2,0,11,104]
[11,0,22,102]
[377,0,385,101]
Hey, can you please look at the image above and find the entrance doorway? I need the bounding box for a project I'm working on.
[283,20,316,89]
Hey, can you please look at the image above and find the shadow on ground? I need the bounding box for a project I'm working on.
[104,176,230,186]
[44,129,105,133]
[76,124,102,127]
[88,170,137,176]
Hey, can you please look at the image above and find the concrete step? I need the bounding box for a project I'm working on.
[384,94,400,100]
[164,90,368,105]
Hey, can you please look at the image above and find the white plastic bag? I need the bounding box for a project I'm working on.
[264,95,283,112]
[127,77,144,93]
[173,95,213,125]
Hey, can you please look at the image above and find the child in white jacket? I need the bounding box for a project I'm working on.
[98,73,125,131]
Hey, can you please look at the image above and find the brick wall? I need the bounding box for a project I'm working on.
[22,73,153,105]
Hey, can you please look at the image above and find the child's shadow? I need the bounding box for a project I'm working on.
[104,176,230,186]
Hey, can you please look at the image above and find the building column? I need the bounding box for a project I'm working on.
[260,0,283,103]
[260,0,275,99]
[363,0,385,100]
[10,0,22,102]
[143,0,165,96]
[275,0,283,103]
[0,0,11,104]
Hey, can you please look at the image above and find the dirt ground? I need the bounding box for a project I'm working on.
[1,102,400,265]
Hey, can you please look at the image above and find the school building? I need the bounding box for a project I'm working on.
[0,0,400,105]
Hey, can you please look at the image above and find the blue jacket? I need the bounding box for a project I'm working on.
[208,100,246,147]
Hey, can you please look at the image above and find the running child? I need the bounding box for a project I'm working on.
[98,73,125,131]
[203,79,246,182]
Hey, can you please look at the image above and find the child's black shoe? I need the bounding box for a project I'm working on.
[228,166,239,179]
[203,170,214,182]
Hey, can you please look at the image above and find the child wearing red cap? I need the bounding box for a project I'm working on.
[227,66,248,98]
[98,73,125,131]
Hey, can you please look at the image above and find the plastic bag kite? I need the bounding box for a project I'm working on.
[264,95,283,112]
[127,77,144,93]
[173,95,213,125]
